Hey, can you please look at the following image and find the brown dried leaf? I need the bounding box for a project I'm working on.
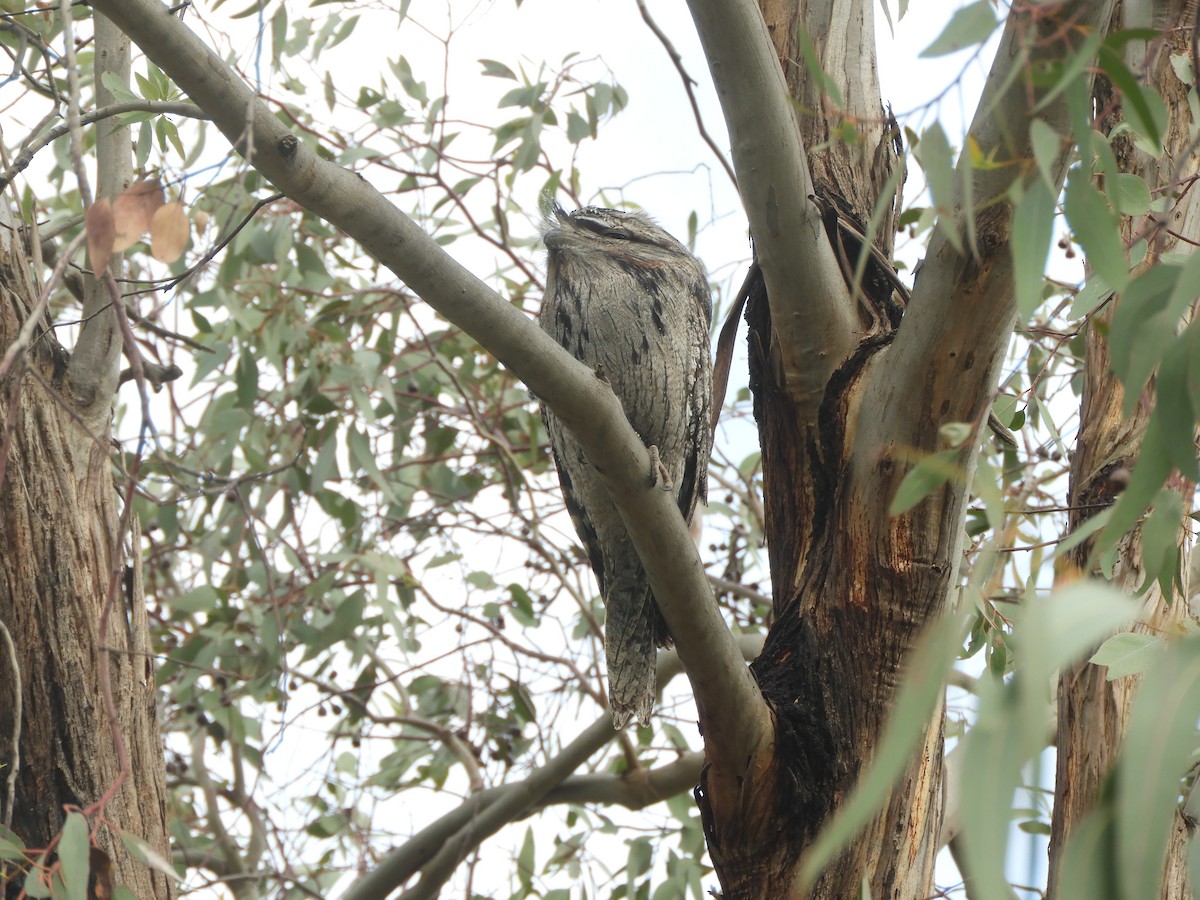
[85,198,115,275]
[112,178,165,252]
[150,202,188,263]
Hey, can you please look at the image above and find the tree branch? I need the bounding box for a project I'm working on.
[540,752,704,810]
[65,11,131,423]
[684,0,856,419]
[0,100,206,190]
[91,0,771,835]
[861,0,1117,464]
[342,637,763,900]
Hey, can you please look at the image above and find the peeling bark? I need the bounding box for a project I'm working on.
[0,199,173,898]
[699,1,1115,896]
[1048,6,1200,894]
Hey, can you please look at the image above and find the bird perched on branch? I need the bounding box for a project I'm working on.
[539,204,713,729]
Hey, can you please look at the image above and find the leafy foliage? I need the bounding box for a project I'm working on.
[1,1,1198,898]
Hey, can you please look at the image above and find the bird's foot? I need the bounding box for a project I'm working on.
[648,445,673,491]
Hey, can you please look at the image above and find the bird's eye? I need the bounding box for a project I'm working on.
[576,217,631,241]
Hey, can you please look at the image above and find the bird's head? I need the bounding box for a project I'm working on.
[543,204,690,263]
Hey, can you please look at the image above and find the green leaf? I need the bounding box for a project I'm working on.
[1069,277,1112,319]
[1108,263,1184,405]
[118,832,181,882]
[1090,632,1164,680]
[508,584,537,627]
[1064,167,1128,291]
[479,59,517,80]
[913,123,961,252]
[347,426,401,506]
[57,814,88,900]
[24,865,51,898]
[1099,44,1167,150]
[166,586,220,614]
[100,71,140,103]
[1057,808,1120,900]
[1021,583,1136,695]
[235,349,258,409]
[889,449,962,515]
[1011,177,1056,320]
[1029,118,1063,189]
[919,2,997,58]
[566,110,591,143]
[960,582,1135,900]
[517,827,535,889]
[1109,172,1152,216]
[795,26,843,107]
[1118,639,1200,900]
[1091,420,1171,568]
[1140,489,1184,598]
[1033,28,1106,114]
[1154,338,1198,478]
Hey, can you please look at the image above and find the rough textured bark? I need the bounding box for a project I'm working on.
[0,12,172,896]
[759,0,902,243]
[1048,3,1200,893]
[696,1,1112,896]
[0,200,173,897]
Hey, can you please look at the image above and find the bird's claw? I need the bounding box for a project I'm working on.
[648,445,673,491]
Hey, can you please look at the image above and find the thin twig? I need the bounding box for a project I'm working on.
[58,0,93,209]
[634,0,737,188]
[0,101,208,189]
[0,618,21,831]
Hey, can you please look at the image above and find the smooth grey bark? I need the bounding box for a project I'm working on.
[66,12,130,425]
[859,0,1117,470]
[685,0,857,420]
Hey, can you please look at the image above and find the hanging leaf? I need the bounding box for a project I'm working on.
[1064,166,1129,291]
[1011,177,1056,320]
[1118,639,1200,900]
[890,449,963,515]
[1090,632,1164,680]
[150,201,189,262]
[112,178,166,252]
[919,2,997,57]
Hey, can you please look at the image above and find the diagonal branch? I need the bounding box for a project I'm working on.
[683,0,856,419]
[344,637,762,900]
[860,0,1118,464]
[89,0,771,826]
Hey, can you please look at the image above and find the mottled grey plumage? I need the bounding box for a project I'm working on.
[539,205,713,729]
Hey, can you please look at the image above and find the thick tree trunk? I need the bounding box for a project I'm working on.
[694,2,942,896]
[1048,4,1200,893]
[1,11,172,896]
[700,1,1114,895]
[0,204,172,895]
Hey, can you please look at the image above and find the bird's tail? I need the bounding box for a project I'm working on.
[605,585,663,729]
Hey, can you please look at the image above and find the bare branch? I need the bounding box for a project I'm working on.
[65,11,132,421]
[540,752,704,810]
[343,636,763,900]
[684,0,856,418]
[0,618,19,832]
[0,101,206,190]
[861,1,1118,462]
[634,0,737,188]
